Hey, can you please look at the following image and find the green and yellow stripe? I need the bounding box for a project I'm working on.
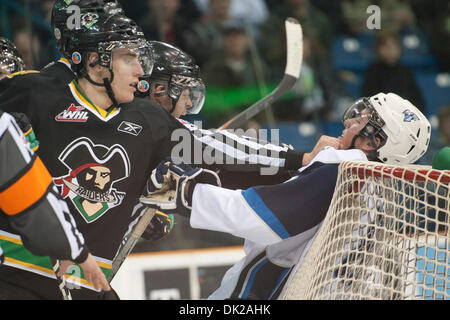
[0,232,112,290]
[69,80,119,120]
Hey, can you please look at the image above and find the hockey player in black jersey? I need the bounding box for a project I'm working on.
[0,11,185,299]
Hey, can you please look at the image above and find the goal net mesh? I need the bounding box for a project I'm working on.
[283,161,450,300]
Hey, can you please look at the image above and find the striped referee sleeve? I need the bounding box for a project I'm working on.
[178,119,304,172]
[0,112,88,263]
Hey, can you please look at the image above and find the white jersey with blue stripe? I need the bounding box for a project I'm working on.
[189,146,368,299]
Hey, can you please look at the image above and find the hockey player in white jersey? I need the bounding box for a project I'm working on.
[140,92,431,299]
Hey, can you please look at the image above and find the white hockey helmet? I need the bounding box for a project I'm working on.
[343,92,431,164]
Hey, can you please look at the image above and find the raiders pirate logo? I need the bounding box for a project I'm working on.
[54,137,131,223]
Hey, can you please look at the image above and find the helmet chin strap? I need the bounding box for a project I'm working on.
[169,98,178,114]
[85,61,119,108]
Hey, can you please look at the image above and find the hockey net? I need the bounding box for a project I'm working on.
[283,161,450,300]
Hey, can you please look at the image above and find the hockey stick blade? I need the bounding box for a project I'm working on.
[220,18,303,130]
[109,207,156,282]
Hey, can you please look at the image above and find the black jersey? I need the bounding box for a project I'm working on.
[40,57,75,84]
[0,74,184,290]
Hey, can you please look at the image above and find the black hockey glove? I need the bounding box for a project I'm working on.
[140,158,221,217]
[9,112,39,151]
[141,210,175,241]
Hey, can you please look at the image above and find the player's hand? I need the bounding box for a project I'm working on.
[141,158,221,217]
[79,253,111,291]
[56,259,74,277]
[142,211,175,241]
[145,160,173,195]
[57,254,111,291]
[302,135,340,165]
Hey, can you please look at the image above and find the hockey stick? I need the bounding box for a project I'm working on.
[108,207,156,282]
[52,259,73,300]
[219,18,303,130]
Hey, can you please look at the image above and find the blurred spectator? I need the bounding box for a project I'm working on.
[13,29,42,70]
[138,0,192,49]
[259,0,333,81]
[40,0,54,24]
[272,28,352,122]
[361,30,425,113]
[435,106,450,149]
[412,0,450,72]
[203,26,266,87]
[201,26,269,128]
[193,0,268,32]
[341,0,372,35]
[341,0,418,35]
[380,0,418,33]
[310,0,349,35]
[421,105,450,165]
[120,0,202,28]
[183,0,232,67]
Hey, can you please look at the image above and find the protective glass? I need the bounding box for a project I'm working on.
[342,98,385,137]
[171,75,205,114]
[101,39,154,75]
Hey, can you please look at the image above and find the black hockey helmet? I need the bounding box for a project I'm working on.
[0,37,25,76]
[136,41,205,115]
[65,12,153,107]
[51,0,123,58]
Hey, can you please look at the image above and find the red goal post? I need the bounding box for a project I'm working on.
[283,161,450,300]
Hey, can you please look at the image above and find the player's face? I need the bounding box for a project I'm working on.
[172,87,192,118]
[338,116,369,150]
[150,84,173,111]
[111,47,144,103]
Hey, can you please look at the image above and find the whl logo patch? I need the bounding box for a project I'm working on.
[56,104,89,122]
[117,121,142,136]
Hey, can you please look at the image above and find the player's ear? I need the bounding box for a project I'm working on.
[151,84,167,103]
[153,84,166,96]
[87,53,102,72]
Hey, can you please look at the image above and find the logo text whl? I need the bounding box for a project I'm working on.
[55,104,89,122]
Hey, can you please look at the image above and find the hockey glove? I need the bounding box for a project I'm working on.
[141,210,175,241]
[140,158,221,217]
[9,112,39,151]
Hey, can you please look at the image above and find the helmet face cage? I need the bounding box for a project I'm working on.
[0,55,25,74]
[97,39,154,75]
[169,75,205,114]
[0,39,25,74]
[342,98,386,140]
[66,13,150,78]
